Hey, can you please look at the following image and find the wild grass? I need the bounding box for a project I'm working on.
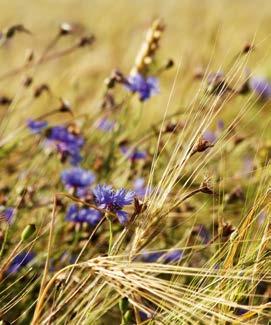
[0,1,271,324]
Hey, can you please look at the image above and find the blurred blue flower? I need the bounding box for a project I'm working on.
[7,251,35,274]
[120,146,147,161]
[46,125,84,165]
[126,73,159,101]
[249,76,271,101]
[97,118,115,132]
[133,178,152,198]
[93,184,134,224]
[0,206,15,224]
[203,130,216,144]
[61,167,95,190]
[27,119,48,134]
[141,249,183,264]
[192,224,210,244]
[66,204,102,225]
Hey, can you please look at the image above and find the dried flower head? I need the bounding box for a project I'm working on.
[130,18,165,76]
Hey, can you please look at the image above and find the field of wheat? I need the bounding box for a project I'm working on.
[0,1,270,324]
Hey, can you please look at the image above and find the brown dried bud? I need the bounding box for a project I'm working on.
[242,43,254,54]
[200,179,214,194]
[0,96,12,106]
[23,76,33,87]
[34,84,50,98]
[6,24,31,39]
[59,22,73,36]
[78,35,95,47]
[59,98,72,113]
[165,58,174,70]
[192,137,214,156]
[226,186,244,204]
[220,221,235,238]
[67,123,81,136]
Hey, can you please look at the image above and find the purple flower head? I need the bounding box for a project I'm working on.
[61,167,95,190]
[97,118,115,132]
[66,204,102,226]
[0,206,15,224]
[162,249,183,263]
[27,119,48,134]
[141,251,164,263]
[217,119,224,132]
[141,249,183,264]
[133,178,152,198]
[46,125,84,165]
[120,146,147,161]
[7,251,35,274]
[249,76,271,101]
[126,73,159,101]
[93,184,134,225]
[192,224,210,244]
[203,130,216,144]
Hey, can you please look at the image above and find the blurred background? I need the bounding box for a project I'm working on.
[1,0,271,121]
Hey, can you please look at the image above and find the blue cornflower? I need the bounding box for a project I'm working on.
[66,204,102,226]
[61,167,95,190]
[97,118,115,132]
[93,184,135,225]
[120,146,147,161]
[0,206,15,224]
[249,76,271,101]
[141,251,164,263]
[27,119,48,134]
[126,73,159,101]
[7,251,35,274]
[46,125,84,165]
[203,130,216,144]
[133,178,152,198]
[192,225,210,244]
[141,249,183,264]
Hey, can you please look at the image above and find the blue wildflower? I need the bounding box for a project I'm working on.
[61,167,95,190]
[192,225,210,244]
[133,178,152,198]
[93,184,134,225]
[126,73,159,101]
[97,118,115,132]
[141,251,164,263]
[249,76,271,101]
[7,251,35,274]
[66,204,102,225]
[27,119,48,134]
[120,146,147,161]
[0,206,15,224]
[46,125,84,165]
[203,130,217,144]
[141,249,183,264]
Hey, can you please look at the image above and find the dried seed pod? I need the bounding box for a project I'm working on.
[78,35,95,47]
[59,22,73,36]
[5,24,31,39]
[130,18,165,75]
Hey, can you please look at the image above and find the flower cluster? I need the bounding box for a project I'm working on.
[125,73,159,101]
[93,184,135,224]
[0,206,15,224]
[249,75,271,101]
[120,145,147,161]
[140,249,183,264]
[133,178,152,198]
[7,252,35,274]
[61,167,95,192]
[27,119,48,134]
[46,125,84,165]
[66,204,102,225]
